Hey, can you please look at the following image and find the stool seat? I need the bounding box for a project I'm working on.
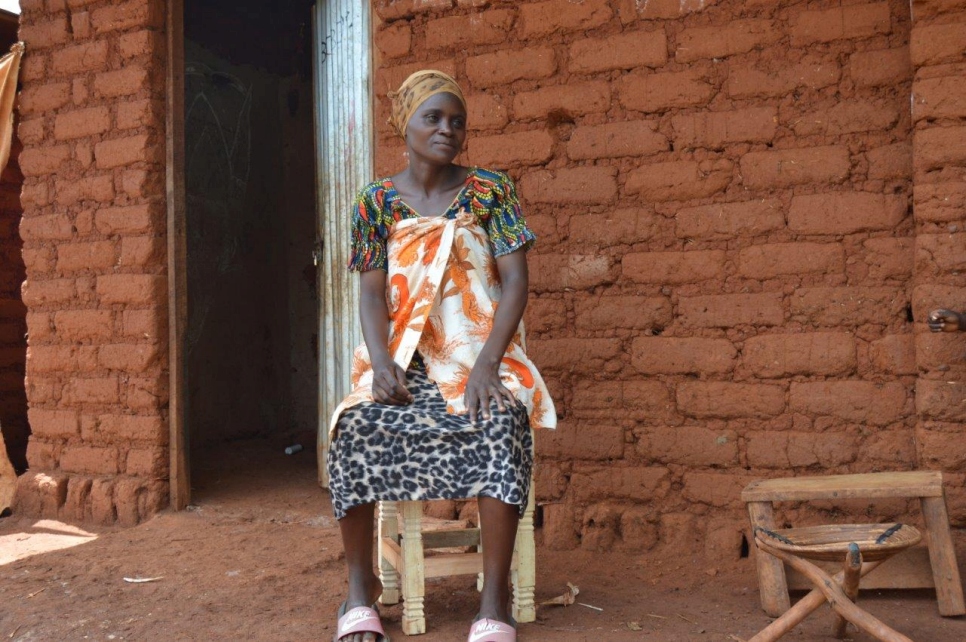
[756,524,922,562]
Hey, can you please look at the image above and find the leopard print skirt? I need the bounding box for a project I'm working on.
[327,364,533,520]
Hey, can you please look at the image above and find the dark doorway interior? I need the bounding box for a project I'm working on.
[0,9,28,475]
[183,0,318,493]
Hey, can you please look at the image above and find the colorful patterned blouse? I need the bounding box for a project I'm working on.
[348,167,536,272]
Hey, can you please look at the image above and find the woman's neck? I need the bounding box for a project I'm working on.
[401,159,461,198]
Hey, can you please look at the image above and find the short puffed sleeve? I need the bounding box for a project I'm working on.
[347,184,389,272]
[482,171,536,258]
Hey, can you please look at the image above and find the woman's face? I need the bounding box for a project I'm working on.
[404,92,467,165]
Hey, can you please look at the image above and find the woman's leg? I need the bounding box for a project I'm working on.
[337,502,383,642]
[477,496,521,623]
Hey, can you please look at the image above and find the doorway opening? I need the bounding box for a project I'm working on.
[182,0,319,500]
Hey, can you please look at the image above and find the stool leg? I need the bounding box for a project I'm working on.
[747,501,791,616]
[512,487,536,624]
[378,501,401,606]
[833,543,862,639]
[400,501,426,635]
[921,494,966,616]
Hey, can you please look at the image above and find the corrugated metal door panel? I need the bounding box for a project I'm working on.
[313,0,371,487]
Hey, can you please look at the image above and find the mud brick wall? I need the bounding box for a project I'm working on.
[369,0,961,555]
[0,140,28,473]
[13,0,169,525]
[910,1,966,518]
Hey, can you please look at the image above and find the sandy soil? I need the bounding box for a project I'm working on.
[2,443,965,641]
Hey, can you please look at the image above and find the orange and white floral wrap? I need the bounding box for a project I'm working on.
[329,210,557,438]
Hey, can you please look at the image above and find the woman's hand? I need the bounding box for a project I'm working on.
[371,357,413,405]
[464,359,516,424]
[927,309,966,333]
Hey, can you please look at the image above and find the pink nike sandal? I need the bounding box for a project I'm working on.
[334,602,390,642]
[466,617,517,642]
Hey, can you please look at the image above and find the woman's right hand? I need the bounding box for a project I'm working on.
[928,309,966,333]
[371,357,414,405]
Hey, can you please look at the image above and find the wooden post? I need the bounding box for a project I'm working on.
[833,543,862,639]
[512,486,537,624]
[747,501,791,616]
[400,501,426,635]
[921,494,966,616]
[378,501,401,606]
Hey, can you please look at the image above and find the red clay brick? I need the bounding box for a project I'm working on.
[20,16,69,49]
[570,208,656,247]
[64,376,120,405]
[618,0,720,20]
[523,297,566,335]
[916,232,966,275]
[22,247,55,274]
[795,101,900,137]
[677,382,785,419]
[57,240,116,272]
[50,41,109,76]
[790,3,891,46]
[70,9,91,38]
[728,58,840,98]
[126,446,167,476]
[740,243,846,279]
[21,278,77,307]
[742,332,856,378]
[20,213,73,241]
[528,254,618,291]
[19,82,70,113]
[27,345,96,374]
[912,127,966,171]
[567,120,666,160]
[54,174,115,206]
[118,29,164,59]
[540,422,624,460]
[121,168,164,199]
[519,0,611,37]
[864,237,914,280]
[91,0,164,34]
[466,93,507,132]
[18,118,46,145]
[94,203,162,235]
[917,379,966,421]
[678,293,784,328]
[682,471,755,509]
[915,182,966,223]
[512,81,611,121]
[625,160,733,201]
[791,380,909,426]
[60,445,119,475]
[20,53,47,84]
[790,287,906,326]
[740,146,850,189]
[466,130,553,168]
[910,23,966,66]
[27,408,79,439]
[639,425,738,466]
[622,250,725,285]
[425,9,513,49]
[374,0,453,21]
[93,67,151,98]
[376,21,411,59]
[867,142,912,181]
[631,337,736,375]
[92,413,165,443]
[869,334,916,376]
[119,236,165,268]
[124,375,168,412]
[98,343,161,372]
[850,48,911,87]
[96,274,166,306]
[675,199,783,239]
[94,134,161,169]
[619,69,713,113]
[570,465,668,503]
[746,431,861,469]
[53,309,112,342]
[914,76,966,122]
[574,295,671,330]
[671,107,776,149]
[26,312,54,341]
[520,167,617,204]
[54,106,110,141]
[569,29,667,73]
[18,145,70,176]
[465,47,556,89]
[676,20,778,63]
[121,308,166,340]
[527,338,622,374]
[788,192,906,235]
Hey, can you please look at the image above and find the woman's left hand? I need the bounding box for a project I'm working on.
[464,360,516,425]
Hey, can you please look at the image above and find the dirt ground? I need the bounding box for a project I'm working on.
[2,443,965,642]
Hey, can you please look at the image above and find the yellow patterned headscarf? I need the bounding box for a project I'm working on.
[388,70,467,138]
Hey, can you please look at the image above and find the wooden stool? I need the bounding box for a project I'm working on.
[742,471,965,617]
[749,523,921,642]
[377,486,537,636]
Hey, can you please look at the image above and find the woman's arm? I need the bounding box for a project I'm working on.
[360,270,413,405]
[464,249,529,424]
